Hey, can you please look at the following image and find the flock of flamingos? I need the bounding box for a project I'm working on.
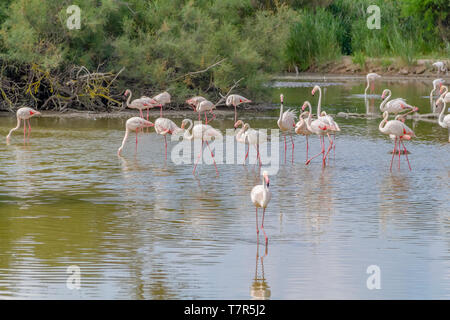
[4,72,450,245]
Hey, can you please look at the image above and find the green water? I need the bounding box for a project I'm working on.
[0,77,449,299]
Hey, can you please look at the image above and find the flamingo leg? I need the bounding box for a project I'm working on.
[135,129,138,153]
[400,140,412,171]
[390,137,397,171]
[261,208,268,245]
[306,135,309,162]
[164,135,167,161]
[27,119,31,140]
[146,109,150,132]
[205,140,219,176]
[255,208,259,235]
[198,112,201,122]
[398,140,401,170]
[290,134,294,164]
[160,106,162,118]
[234,105,237,124]
[284,135,287,164]
[209,111,216,123]
[23,119,26,143]
[139,109,144,119]
[324,134,334,165]
[332,134,336,159]
[204,112,208,124]
[306,135,325,165]
[193,141,204,175]
[244,144,250,165]
[257,144,261,168]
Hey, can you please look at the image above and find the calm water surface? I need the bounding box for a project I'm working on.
[0,78,449,299]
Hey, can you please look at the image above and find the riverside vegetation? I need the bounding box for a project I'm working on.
[0,0,448,112]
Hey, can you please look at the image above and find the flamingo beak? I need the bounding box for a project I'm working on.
[265,176,270,187]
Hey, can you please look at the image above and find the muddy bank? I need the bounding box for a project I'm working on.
[285,56,450,80]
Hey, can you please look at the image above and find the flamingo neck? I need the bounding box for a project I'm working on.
[6,117,21,141]
[316,86,322,115]
[183,119,194,140]
[379,112,389,133]
[118,128,130,155]
[438,98,447,127]
[379,90,391,112]
[126,90,132,107]
[304,103,314,132]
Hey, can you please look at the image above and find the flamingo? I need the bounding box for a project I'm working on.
[301,101,333,166]
[140,96,162,121]
[234,120,249,164]
[185,96,206,111]
[365,73,381,97]
[154,117,185,160]
[251,170,271,245]
[295,110,312,161]
[196,100,216,124]
[379,111,415,171]
[182,118,222,176]
[432,61,447,74]
[380,89,418,115]
[152,91,171,117]
[243,123,267,167]
[117,117,154,156]
[311,85,339,157]
[277,94,296,164]
[226,94,252,124]
[124,89,157,120]
[435,85,450,114]
[6,107,41,143]
[437,95,450,143]
[430,79,445,113]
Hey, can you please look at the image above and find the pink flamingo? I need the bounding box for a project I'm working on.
[234,120,249,164]
[295,110,312,161]
[154,117,184,160]
[243,123,267,168]
[437,89,450,142]
[277,94,296,164]
[379,111,415,171]
[6,107,41,144]
[380,89,418,115]
[117,117,154,156]
[301,101,333,166]
[124,89,157,120]
[186,96,206,111]
[152,91,171,117]
[182,118,222,176]
[311,85,340,156]
[435,85,450,114]
[251,170,271,245]
[226,94,252,124]
[365,73,381,97]
[196,100,216,124]
[430,79,445,113]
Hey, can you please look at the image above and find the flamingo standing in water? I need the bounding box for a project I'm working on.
[277,94,296,164]
[154,117,185,160]
[186,96,206,111]
[6,107,41,143]
[311,85,340,157]
[302,101,333,166]
[365,73,381,97]
[243,123,267,167]
[152,91,171,117]
[436,86,450,142]
[435,85,450,114]
[251,170,271,245]
[124,89,158,120]
[295,110,312,161]
[437,95,450,143]
[182,118,222,176]
[117,117,154,156]
[226,94,252,124]
[380,89,418,115]
[430,79,445,113]
[196,100,216,124]
[379,111,415,171]
[234,120,249,164]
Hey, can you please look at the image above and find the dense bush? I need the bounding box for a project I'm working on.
[0,0,448,111]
